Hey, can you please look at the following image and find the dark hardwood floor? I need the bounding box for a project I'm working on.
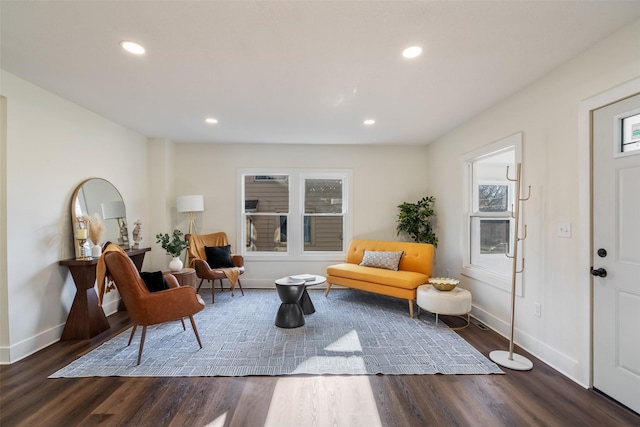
[1,302,639,426]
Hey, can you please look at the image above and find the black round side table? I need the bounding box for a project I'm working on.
[274,278,306,328]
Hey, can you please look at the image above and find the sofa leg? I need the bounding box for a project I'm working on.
[408,299,414,318]
[325,283,332,297]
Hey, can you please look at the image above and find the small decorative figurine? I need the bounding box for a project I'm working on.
[132,219,143,249]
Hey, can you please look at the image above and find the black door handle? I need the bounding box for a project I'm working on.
[590,267,607,277]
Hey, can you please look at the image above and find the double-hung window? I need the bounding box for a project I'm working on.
[241,169,350,258]
[462,133,522,292]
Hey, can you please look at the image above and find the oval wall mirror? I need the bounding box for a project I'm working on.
[71,178,130,258]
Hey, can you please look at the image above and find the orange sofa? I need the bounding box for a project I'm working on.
[325,239,435,317]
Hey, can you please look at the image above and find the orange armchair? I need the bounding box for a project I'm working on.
[103,248,205,364]
[186,232,245,303]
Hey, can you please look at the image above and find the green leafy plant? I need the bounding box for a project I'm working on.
[396,196,438,247]
[155,229,188,257]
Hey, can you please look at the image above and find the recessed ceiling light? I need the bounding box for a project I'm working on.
[363,119,376,126]
[205,117,218,124]
[402,46,422,59]
[120,41,145,55]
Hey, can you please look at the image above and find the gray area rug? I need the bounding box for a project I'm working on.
[50,289,503,377]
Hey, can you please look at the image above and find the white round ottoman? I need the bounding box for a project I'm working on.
[416,284,472,329]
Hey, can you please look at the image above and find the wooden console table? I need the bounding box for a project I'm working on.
[59,247,150,340]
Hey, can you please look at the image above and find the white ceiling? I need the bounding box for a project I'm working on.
[2,1,640,146]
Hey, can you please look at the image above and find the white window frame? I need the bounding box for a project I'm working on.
[461,132,523,294]
[614,106,640,157]
[238,168,352,261]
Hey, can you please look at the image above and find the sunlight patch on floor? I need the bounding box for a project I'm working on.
[290,330,365,374]
[265,329,382,426]
[204,412,227,427]
[324,329,363,352]
[264,376,383,427]
[291,355,367,374]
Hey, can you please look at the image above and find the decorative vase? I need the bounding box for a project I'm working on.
[91,244,102,258]
[169,256,183,272]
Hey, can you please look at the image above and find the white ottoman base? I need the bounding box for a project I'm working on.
[416,284,472,330]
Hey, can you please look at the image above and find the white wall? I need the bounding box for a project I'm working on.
[148,142,430,284]
[0,71,148,363]
[425,18,640,385]
[143,138,175,271]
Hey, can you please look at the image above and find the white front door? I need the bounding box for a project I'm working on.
[592,92,640,414]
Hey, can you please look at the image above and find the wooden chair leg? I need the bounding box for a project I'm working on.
[128,325,137,346]
[408,299,414,318]
[180,318,186,330]
[196,278,205,293]
[210,280,215,303]
[137,326,147,365]
[325,283,332,297]
[188,316,203,349]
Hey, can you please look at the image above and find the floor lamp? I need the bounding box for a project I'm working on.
[177,195,204,235]
[177,195,204,265]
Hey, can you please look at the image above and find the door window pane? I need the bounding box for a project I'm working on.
[621,112,640,153]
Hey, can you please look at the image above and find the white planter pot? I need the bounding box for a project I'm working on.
[169,257,183,272]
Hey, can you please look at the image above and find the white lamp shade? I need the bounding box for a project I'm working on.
[101,201,126,219]
[177,195,204,213]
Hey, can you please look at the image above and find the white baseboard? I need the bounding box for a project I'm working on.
[0,299,121,365]
[0,323,65,364]
[101,298,121,317]
[470,305,586,388]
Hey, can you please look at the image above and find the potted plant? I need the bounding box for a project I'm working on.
[396,196,438,247]
[155,229,189,271]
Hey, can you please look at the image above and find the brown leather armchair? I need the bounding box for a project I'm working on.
[185,232,245,303]
[103,249,205,365]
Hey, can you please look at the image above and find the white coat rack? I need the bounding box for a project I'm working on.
[489,163,533,371]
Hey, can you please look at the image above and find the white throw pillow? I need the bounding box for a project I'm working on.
[359,250,404,271]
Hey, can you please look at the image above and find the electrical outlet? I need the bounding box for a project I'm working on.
[534,303,541,317]
[558,222,571,238]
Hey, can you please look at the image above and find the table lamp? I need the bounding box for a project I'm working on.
[101,200,130,249]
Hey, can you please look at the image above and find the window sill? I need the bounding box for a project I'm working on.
[461,265,521,295]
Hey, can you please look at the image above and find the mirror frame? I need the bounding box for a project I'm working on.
[70,178,130,259]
